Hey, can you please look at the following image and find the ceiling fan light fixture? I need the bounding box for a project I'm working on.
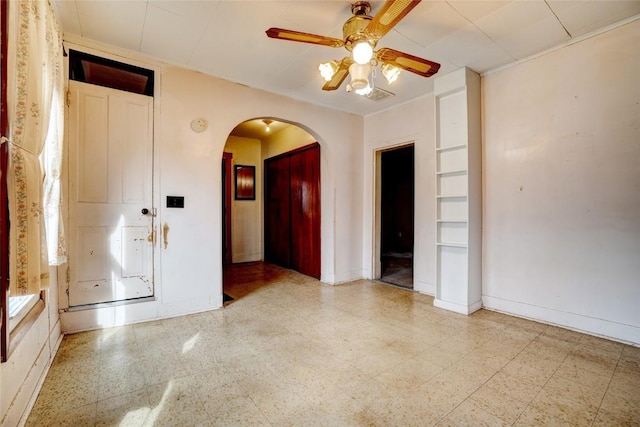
[382,63,400,84]
[348,63,371,90]
[352,40,373,65]
[355,84,373,96]
[318,60,339,81]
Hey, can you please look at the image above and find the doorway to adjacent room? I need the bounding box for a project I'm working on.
[221,119,321,305]
[378,145,414,289]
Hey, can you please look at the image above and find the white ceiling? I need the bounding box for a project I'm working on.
[230,118,292,139]
[53,0,640,117]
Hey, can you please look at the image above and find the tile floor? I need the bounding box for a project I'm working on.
[27,262,640,426]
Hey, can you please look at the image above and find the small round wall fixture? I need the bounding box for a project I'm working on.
[190,118,208,133]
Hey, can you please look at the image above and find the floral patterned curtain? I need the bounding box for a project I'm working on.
[42,9,66,267]
[5,0,65,296]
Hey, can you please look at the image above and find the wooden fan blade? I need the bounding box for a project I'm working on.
[266,28,344,48]
[377,48,440,78]
[366,0,422,40]
[322,57,352,91]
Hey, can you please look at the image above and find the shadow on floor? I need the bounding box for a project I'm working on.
[380,253,413,289]
[223,262,316,304]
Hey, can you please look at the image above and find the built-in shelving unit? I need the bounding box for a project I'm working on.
[433,67,482,315]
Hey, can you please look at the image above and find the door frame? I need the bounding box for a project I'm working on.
[373,142,415,280]
[65,81,155,307]
[222,152,232,264]
[1,0,9,361]
[59,43,161,311]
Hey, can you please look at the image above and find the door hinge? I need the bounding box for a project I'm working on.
[66,89,71,107]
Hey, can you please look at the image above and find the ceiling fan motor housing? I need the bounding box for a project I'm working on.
[344,2,374,52]
[351,1,371,16]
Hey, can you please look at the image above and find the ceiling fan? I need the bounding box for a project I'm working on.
[266,0,440,95]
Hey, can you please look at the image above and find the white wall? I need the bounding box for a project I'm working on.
[157,65,364,293]
[224,136,262,263]
[363,95,437,294]
[482,20,640,344]
[60,46,364,331]
[1,270,62,426]
[263,125,316,159]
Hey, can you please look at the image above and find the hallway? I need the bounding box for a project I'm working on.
[26,263,639,426]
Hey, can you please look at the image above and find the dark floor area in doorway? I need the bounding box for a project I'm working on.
[380,252,413,289]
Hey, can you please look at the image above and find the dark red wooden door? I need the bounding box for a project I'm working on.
[264,155,291,268]
[290,146,321,278]
[264,144,320,279]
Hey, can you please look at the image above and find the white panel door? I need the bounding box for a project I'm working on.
[68,81,154,307]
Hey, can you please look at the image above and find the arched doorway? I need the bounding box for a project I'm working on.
[221,118,321,297]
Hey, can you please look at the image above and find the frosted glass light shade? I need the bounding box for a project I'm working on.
[382,63,400,84]
[352,41,373,65]
[355,84,372,96]
[318,61,338,81]
[349,63,371,90]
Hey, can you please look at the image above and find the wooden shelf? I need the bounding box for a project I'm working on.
[436,143,467,152]
[434,67,481,314]
[436,169,467,176]
[436,194,467,199]
[437,242,468,248]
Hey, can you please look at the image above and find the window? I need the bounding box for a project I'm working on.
[69,50,154,96]
[8,294,39,332]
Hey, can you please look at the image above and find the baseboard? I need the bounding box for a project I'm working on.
[60,298,159,333]
[434,298,482,315]
[329,269,363,285]
[415,280,435,296]
[159,296,222,318]
[60,297,222,334]
[231,253,261,263]
[17,332,63,427]
[483,295,640,346]
[4,317,62,427]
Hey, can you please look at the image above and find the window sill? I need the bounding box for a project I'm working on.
[9,294,39,331]
[5,293,45,362]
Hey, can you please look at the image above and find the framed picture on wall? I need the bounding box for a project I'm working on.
[234,165,255,200]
